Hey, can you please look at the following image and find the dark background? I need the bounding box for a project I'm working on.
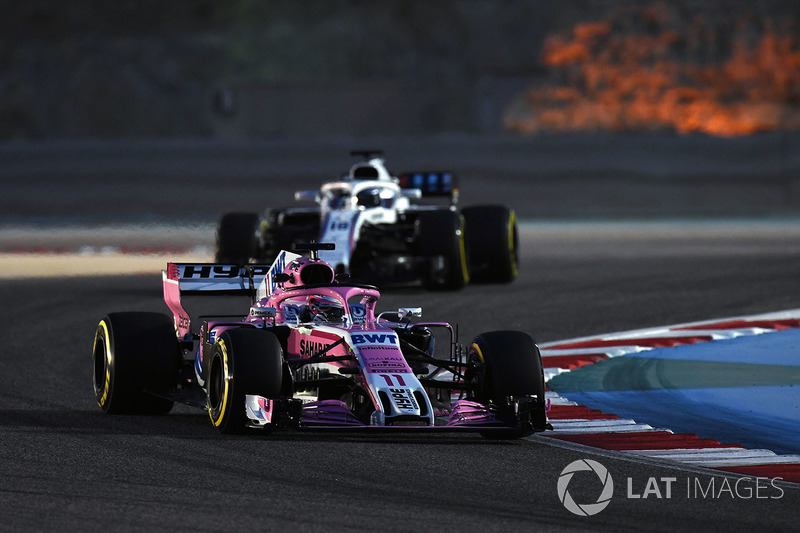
[3,0,800,140]
[3,1,800,226]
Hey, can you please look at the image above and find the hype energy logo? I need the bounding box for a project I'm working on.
[557,460,614,516]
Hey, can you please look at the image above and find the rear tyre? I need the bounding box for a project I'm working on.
[92,312,180,414]
[207,328,284,434]
[461,205,518,283]
[466,330,547,439]
[266,210,322,257]
[417,209,469,291]
[215,212,259,264]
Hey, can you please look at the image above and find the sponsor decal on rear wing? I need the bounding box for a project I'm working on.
[162,250,301,337]
[164,263,271,293]
[397,172,459,204]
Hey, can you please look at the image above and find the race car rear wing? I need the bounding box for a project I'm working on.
[164,263,270,293]
[397,172,459,205]
[162,250,301,338]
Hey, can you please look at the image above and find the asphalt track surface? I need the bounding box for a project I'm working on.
[2,224,800,532]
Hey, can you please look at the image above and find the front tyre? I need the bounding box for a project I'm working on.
[466,330,547,439]
[461,205,518,283]
[92,312,180,414]
[417,209,469,291]
[207,328,284,433]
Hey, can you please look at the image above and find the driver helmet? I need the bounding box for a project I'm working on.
[356,188,382,208]
[308,295,346,323]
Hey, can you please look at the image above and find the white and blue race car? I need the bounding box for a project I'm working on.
[214,151,518,290]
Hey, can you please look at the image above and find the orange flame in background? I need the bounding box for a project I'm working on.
[504,4,800,136]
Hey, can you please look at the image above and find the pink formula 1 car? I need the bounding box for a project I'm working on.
[92,243,549,438]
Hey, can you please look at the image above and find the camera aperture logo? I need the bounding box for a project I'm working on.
[557,459,614,516]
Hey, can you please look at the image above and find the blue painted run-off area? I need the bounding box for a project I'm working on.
[547,328,800,454]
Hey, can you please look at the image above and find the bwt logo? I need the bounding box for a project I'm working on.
[557,459,614,516]
[351,333,397,346]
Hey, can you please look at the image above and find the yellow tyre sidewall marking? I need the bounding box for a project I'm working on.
[458,215,470,284]
[210,339,231,427]
[95,321,112,408]
[508,210,518,277]
[471,342,484,363]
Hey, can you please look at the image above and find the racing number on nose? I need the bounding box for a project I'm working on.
[378,374,407,386]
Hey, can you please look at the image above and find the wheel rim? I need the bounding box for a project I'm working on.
[92,324,112,406]
[93,337,105,394]
[208,341,233,428]
[466,345,488,402]
[209,356,223,413]
[509,212,519,277]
